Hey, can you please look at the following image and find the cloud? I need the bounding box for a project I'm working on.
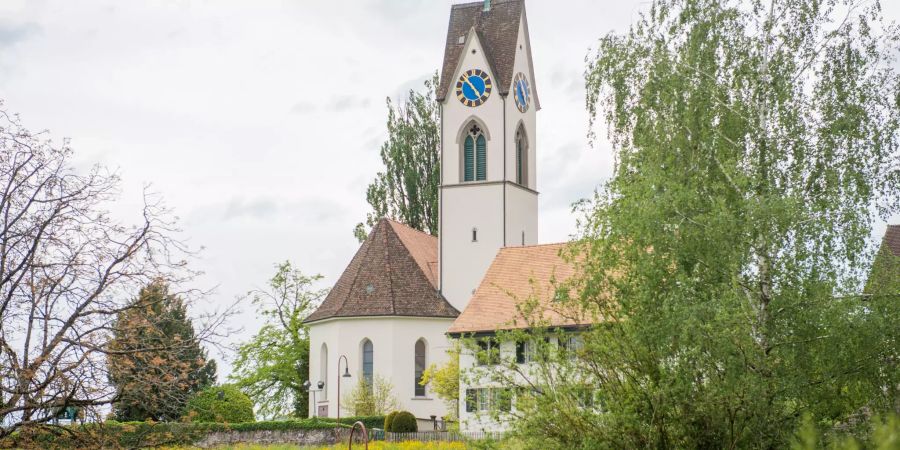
[290,101,317,114]
[223,197,279,220]
[329,95,371,112]
[0,21,39,48]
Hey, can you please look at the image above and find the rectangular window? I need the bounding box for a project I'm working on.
[476,339,499,366]
[516,339,534,364]
[477,388,490,411]
[466,389,477,413]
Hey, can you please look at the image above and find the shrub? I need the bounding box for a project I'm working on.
[384,411,398,431]
[184,384,255,423]
[389,411,417,433]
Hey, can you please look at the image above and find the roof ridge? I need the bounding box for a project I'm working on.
[383,220,397,315]
[335,224,376,317]
[501,241,570,250]
[385,218,436,239]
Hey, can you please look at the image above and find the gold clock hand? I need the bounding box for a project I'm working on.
[462,75,480,96]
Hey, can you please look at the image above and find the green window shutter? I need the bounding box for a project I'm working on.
[476,135,487,181]
[464,136,475,181]
[516,139,523,184]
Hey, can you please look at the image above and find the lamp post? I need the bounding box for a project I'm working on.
[336,354,351,423]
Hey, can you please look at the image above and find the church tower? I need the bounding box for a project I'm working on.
[437,0,540,312]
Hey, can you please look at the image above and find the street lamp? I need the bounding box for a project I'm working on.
[336,355,351,423]
[302,380,314,417]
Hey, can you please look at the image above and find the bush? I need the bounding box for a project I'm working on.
[389,411,417,433]
[0,417,387,449]
[184,384,255,423]
[384,411,398,431]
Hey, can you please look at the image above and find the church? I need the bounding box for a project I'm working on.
[305,0,582,431]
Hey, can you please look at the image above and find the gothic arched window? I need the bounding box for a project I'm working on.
[414,339,427,397]
[516,126,528,187]
[361,338,374,388]
[463,123,487,182]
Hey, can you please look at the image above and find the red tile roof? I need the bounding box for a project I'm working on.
[305,219,458,323]
[448,243,588,334]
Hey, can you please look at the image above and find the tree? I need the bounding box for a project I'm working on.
[420,343,460,419]
[229,261,326,419]
[355,73,441,241]
[184,384,255,423]
[342,375,400,417]
[493,0,900,447]
[107,281,217,421]
[0,102,224,438]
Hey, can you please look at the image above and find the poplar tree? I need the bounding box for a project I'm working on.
[355,73,441,241]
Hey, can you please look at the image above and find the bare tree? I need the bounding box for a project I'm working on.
[0,102,226,438]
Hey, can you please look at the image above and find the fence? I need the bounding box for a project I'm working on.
[374,430,506,442]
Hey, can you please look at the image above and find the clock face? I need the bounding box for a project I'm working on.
[456,69,492,107]
[513,72,530,113]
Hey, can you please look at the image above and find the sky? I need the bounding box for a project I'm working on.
[1,0,897,380]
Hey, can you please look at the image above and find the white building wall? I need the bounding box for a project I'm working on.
[308,317,456,421]
[439,14,539,313]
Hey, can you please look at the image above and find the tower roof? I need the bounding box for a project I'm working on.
[882,224,900,257]
[305,219,459,324]
[437,0,526,101]
[448,243,590,335]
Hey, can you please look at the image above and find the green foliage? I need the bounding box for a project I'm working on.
[384,411,398,431]
[420,343,460,419]
[478,0,900,448]
[0,417,384,449]
[108,281,217,422]
[389,411,418,433]
[229,261,327,419]
[185,385,255,423]
[791,414,900,450]
[342,375,401,417]
[355,72,441,241]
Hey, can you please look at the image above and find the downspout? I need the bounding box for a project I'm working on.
[439,102,444,293]
[502,95,507,246]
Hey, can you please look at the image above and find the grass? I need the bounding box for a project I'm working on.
[163,442,470,450]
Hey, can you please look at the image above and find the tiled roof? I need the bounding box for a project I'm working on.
[305,219,458,324]
[437,0,524,101]
[448,243,588,335]
[883,224,900,257]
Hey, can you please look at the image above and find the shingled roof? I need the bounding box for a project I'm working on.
[305,219,458,324]
[448,243,589,335]
[437,0,526,101]
[882,224,900,257]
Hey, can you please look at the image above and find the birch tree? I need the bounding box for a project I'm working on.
[497,0,900,447]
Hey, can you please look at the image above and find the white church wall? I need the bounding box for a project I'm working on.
[504,184,538,247]
[503,12,538,192]
[308,316,456,421]
[440,29,505,185]
[440,183,505,312]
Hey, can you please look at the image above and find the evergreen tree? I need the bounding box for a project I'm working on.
[108,282,217,421]
[355,72,440,241]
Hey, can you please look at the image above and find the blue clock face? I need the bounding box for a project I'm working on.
[513,72,530,113]
[456,69,492,107]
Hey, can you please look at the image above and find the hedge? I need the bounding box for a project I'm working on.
[389,411,418,433]
[184,384,255,423]
[1,416,386,449]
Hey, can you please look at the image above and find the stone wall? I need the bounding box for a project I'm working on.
[195,428,351,448]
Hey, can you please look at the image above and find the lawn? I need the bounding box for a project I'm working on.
[164,442,470,450]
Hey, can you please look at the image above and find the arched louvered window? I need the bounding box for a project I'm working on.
[414,339,427,397]
[516,126,527,186]
[361,339,373,389]
[462,123,486,182]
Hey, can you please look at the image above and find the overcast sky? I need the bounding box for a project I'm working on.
[1,0,897,380]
